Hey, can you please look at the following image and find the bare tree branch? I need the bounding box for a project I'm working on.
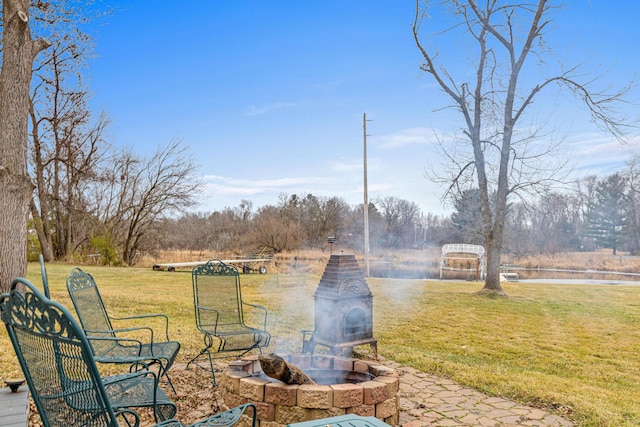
[413,0,634,295]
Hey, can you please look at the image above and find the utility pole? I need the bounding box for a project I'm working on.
[363,113,372,277]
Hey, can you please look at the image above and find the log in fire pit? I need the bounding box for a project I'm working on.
[221,354,399,426]
[303,254,377,356]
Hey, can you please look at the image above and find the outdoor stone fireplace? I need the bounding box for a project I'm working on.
[303,254,378,356]
[220,354,399,426]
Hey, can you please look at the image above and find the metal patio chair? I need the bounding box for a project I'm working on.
[0,277,257,427]
[39,253,51,298]
[66,267,180,392]
[187,260,271,385]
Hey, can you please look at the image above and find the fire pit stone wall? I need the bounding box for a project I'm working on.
[220,354,400,426]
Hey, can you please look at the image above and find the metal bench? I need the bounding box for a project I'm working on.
[500,264,520,281]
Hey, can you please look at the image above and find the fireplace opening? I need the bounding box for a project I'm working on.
[343,307,367,340]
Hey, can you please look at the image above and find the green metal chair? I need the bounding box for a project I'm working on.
[39,253,51,298]
[66,267,180,392]
[0,277,257,427]
[187,260,270,385]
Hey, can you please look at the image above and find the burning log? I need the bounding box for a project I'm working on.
[258,353,316,385]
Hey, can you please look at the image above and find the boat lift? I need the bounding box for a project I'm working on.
[440,243,486,280]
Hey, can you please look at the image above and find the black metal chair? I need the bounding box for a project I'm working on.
[66,267,180,392]
[187,260,270,385]
[0,277,256,427]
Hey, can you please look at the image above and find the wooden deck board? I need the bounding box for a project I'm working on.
[0,386,29,427]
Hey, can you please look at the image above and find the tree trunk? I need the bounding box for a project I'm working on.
[0,0,50,292]
[481,236,505,294]
[29,102,55,262]
[29,200,55,262]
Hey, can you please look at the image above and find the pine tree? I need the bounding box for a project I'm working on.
[585,173,629,255]
[451,189,485,246]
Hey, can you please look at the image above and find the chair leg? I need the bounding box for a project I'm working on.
[206,350,217,387]
[186,349,218,387]
[187,335,218,387]
[163,370,177,394]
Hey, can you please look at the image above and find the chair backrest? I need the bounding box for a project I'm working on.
[66,267,117,354]
[39,254,51,298]
[0,277,120,427]
[192,260,245,332]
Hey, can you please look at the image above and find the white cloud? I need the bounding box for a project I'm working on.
[330,157,383,173]
[375,127,440,149]
[203,174,328,192]
[565,132,638,175]
[245,102,299,116]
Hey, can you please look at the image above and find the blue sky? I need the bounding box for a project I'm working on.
[85,1,640,216]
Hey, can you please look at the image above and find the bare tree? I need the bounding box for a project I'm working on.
[252,204,299,253]
[29,40,110,261]
[0,0,51,292]
[377,196,422,248]
[298,194,349,249]
[422,212,454,247]
[92,139,202,265]
[506,191,583,255]
[413,0,632,294]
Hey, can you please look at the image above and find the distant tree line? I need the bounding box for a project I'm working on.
[429,157,640,257]
[153,194,424,257]
[29,150,640,265]
[138,156,640,261]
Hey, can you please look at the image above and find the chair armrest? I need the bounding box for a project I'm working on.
[195,305,221,331]
[85,334,144,355]
[94,355,154,369]
[110,313,171,341]
[102,369,159,387]
[87,324,156,344]
[195,306,220,315]
[242,302,268,331]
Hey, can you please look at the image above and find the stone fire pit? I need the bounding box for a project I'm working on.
[220,354,399,426]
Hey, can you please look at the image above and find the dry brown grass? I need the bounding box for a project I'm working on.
[513,250,640,272]
[137,248,640,281]
[4,250,640,426]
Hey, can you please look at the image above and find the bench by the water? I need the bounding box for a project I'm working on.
[500,264,520,281]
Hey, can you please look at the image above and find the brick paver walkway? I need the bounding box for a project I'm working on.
[382,361,574,427]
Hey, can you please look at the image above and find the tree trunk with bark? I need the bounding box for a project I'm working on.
[0,0,50,292]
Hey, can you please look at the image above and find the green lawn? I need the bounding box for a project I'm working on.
[1,262,639,426]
